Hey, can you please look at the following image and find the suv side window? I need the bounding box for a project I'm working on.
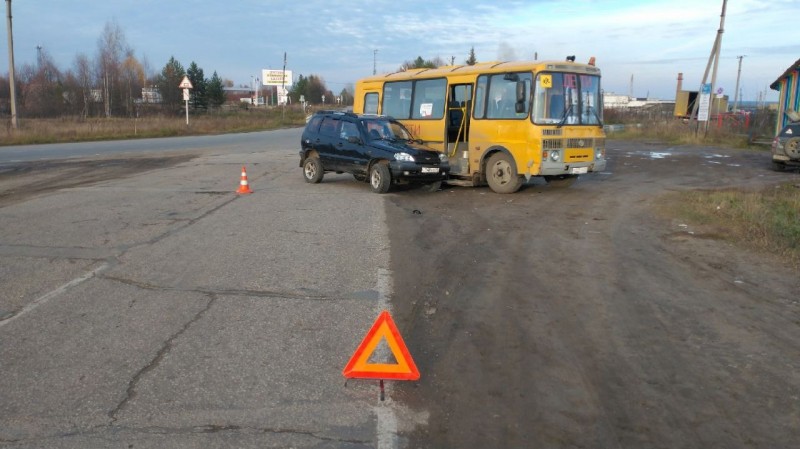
[340,121,360,140]
[306,115,323,132]
[319,116,339,137]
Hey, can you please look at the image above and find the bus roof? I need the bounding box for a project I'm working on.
[357,59,601,83]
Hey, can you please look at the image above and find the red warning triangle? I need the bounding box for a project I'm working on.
[343,310,420,380]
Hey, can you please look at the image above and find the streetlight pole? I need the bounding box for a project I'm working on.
[733,55,745,113]
[5,0,18,129]
[373,49,377,75]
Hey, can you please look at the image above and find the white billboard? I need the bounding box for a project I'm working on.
[262,69,292,87]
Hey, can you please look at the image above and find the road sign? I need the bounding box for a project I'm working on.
[262,69,292,86]
[182,88,190,101]
[178,76,193,89]
[343,310,420,380]
[698,83,711,122]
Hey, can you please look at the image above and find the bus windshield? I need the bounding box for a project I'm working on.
[533,73,602,126]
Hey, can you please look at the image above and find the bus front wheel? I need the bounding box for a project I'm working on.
[486,152,523,194]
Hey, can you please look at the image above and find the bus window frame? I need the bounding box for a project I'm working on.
[532,71,602,126]
[411,78,447,120]
[474,72,532,120]
[382,81,413,119]
[364,92,379,115]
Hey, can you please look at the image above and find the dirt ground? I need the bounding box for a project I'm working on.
[386,142,800,448]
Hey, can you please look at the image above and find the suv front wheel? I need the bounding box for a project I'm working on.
[369,163,391,194]
[303,156,324,183]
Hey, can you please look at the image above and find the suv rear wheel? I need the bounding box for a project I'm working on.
[303,156,324,183]
[369,162,391,194]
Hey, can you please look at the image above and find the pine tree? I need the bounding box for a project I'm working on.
[156,56,185,112]
[187,62,207,110]
[466,47,477,66]
[207,71,226,109]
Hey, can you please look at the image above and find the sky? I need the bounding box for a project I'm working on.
[2,0,799,102]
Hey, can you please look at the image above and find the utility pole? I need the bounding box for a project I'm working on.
[281,52,286,119]
[373,49,377,75]
[733,55,745,112]
[690,0,727,135]
[5,0,18,130]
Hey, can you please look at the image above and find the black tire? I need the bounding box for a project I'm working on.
[421,180,442,192]
[486,152,523,194]
[353,173,367,182]
[772,161,786,172]
[369,163,391,194]
[544,174,578,187]
[302,156,324,183]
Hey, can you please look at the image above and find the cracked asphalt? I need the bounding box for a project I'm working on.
[0,131,412,448]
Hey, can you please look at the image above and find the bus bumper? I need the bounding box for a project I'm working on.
[540,158,606,176]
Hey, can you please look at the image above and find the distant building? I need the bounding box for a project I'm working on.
[224,86,254,104]
[603,93,673,109]
[770,58,800,133]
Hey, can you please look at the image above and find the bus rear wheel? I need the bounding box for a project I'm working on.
[486,152,523,194]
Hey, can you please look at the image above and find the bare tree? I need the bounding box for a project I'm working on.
[120,51,144,117]
[96,20,130,117]
[73,53,93,118]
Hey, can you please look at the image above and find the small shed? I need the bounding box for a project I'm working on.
[770,58,800,134]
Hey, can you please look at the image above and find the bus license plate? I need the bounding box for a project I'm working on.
[421,167,439,173]
[571,167,588,174]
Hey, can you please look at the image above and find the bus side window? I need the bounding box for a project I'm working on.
[364,93,379,115]
[473,75,488,119]
[383,81,412,119]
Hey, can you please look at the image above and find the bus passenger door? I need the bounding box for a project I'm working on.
[446,84,473,175]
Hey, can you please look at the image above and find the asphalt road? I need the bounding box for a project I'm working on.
[1,131,799,448]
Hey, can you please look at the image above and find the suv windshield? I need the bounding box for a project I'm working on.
[361,118,415,142]
[532,72,602,126]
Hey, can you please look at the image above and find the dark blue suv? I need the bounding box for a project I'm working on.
[299,111,449,193]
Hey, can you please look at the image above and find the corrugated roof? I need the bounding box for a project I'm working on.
[770,58,800,90]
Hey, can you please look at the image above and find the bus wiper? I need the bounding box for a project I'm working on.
[556,104,574,128]
[587,106,603,127]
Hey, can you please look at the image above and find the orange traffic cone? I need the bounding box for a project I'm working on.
[236,166,253,194]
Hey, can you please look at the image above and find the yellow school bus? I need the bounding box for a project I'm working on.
[353,58,607,193]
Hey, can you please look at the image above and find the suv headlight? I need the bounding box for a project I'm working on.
[395,152,415,162]
[438,153,448,162]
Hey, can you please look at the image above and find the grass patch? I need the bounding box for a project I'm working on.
[607,120,753,148]
[0,107,309,146]
[659,183,800,267]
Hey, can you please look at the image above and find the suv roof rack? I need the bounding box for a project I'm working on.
[314,109,358,118]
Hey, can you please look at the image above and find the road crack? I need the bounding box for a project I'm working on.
[108,293,216,423]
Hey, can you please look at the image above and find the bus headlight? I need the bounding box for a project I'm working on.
[596,147,605,159]
[550,150,561,162]
[395,152,415,162]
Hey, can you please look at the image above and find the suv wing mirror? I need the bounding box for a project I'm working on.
[347,136,363,145]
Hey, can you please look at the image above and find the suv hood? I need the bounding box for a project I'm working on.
[372,140,442,164]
